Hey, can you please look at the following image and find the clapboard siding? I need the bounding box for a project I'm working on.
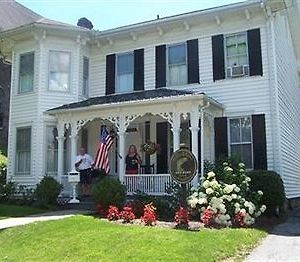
[274,15,300,198]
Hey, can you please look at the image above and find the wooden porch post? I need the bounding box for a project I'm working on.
[190,107,200,187]
[117,116,126,183]
[171,112,181,151]
[69,122,78,171]
[56,122,65,184]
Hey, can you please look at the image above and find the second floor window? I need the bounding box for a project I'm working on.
[49,51,70,92]
[19,52,34,93]
[116,53,134,93]
[167,43,187,86]
[225,33,249,77]
[82,57,89,96]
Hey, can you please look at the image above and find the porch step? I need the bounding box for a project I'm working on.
[67,196,97,211]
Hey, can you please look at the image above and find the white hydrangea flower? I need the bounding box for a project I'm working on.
[234,186,241,193]
[198,192,207,198]
[238,163,245,168]
[206,188,214,195]
[198,198,208,205]
[207,171,216,179]
[258,190,263,196]
[254,211,261,217]
[245,177,251,182]
[210,180,219,189]
[203,180,210,189]
[224,184,235,194]
[188,198,198,208]
[260,205,267,213]
[224,166,233,172]
[231,194,237,199]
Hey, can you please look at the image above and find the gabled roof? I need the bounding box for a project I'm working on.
[0,0,87,33]
[0,0,42,31]
[48,89,205,113]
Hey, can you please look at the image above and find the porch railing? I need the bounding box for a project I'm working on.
[124,174,172,196]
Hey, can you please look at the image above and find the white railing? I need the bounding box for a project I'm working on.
[124,174,172,196]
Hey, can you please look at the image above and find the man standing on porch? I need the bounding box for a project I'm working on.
[75,147,94,196]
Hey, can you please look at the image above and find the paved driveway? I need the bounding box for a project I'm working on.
[246,208,300,262]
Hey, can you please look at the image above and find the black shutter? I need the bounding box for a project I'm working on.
[156,122,168,174]
[252,114,267,170]
[105,54,116,95]
[212,34,225,81]
[247,29,263,76]
[187,39,199,84]
[145,121,150,172]
[155,45,166,88]
[214,117,228,160]
[134,49,144,91]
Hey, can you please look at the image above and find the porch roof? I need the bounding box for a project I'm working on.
[47,88,223,114]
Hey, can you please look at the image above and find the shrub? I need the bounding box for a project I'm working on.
[188,162,266,227]
[92,177,126,211]
[107,205,120,221]
[34,176,62,206]
[174,207,190,229]
[124,200,144,218]
[141,203,157,226]
[247,170,285,215]
[0,152,15,202]
[120,206,135,223]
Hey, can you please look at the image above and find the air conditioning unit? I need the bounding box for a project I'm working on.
[227,65,249,78]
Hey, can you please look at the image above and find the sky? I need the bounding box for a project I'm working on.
[17,0,244,31]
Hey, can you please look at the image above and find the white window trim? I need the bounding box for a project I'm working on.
[82,56,89,97]
[166,42,188,87]
[18,51,35,94]
[115,51,134,94]
[227,116,254,170]
[224,32,249,78]
[15,126,32,176]
[48,50,71,93]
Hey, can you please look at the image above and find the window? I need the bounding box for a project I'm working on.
[49,51,70,91]
[46,126,58,175]
[167,43,187,86]
[116,53,133,93]
[16,127,31,175]
[19,52,34,93]
[229,117,253,169]
[225,33,249,77]
[82,57,89,96]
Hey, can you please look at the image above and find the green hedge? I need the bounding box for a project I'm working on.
[247,170,285,215]
[92,176,126,210]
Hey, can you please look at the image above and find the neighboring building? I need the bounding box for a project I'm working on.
[0,0,45,154]
[1,0,300,200]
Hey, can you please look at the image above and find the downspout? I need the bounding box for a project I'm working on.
[200,101,210,179]
[261,1,283,175]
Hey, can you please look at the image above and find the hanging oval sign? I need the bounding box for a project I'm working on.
[169,147,198,184]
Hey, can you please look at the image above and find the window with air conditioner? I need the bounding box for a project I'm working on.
[225,33,249,78]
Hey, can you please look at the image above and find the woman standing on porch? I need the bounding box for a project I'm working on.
[125,145,142,174]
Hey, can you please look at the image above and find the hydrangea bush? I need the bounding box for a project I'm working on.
[188,162,266,227]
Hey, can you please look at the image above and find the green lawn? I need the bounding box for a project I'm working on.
[0,215,267,261]
[0,204,46,219]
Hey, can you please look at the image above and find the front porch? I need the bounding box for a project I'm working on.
[48,89,223,195]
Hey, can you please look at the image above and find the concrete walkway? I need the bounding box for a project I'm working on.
[0,210,93,230]
[246,208,300,262]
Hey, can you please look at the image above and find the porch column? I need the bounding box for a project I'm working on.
[69,122,78,171]
[171,112,181,151]
[118,117,126,183]
[190,107,200,187]
[56,123,65,184]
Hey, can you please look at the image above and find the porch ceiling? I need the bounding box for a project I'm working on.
[47,88,223,115]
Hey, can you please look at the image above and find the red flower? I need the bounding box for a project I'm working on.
[120,206,136,223]
[141,203,157,226]
[107,205,120,221]
[201,208,216,227]
[97,203,107,217]
[234,211,246,227]
[174,207,190,228]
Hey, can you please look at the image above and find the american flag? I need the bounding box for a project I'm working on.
[94,126,114,174]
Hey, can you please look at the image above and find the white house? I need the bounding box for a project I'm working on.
[1,0,300,200]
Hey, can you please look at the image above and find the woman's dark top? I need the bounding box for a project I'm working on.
[126,154,139,171]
